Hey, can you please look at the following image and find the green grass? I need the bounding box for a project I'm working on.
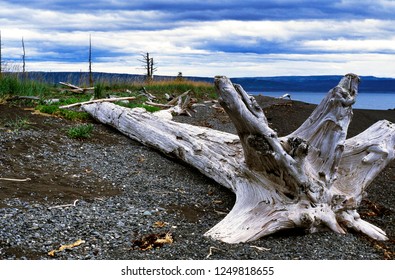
[94,83,106,99]
[0,73,52,99]
[56,96,91,105]
[116,102,161,112]
[124,79,217,102]
[1,74,216,122]
[34,96,92,121]
[58,109,91,121]
[1,74,216,103]
[4,116,31,131]
[35,104,59,114]
[35,104,91,121]
[67,124,94,139]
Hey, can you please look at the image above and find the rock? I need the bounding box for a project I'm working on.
[143,210,152,216]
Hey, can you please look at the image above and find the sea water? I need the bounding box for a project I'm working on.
[250,91,395,110]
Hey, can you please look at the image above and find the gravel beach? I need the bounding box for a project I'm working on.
[0,96,394,260]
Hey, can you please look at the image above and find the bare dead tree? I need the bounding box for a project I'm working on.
[139,52,157,82]
[150,57,155,79]
[176,72,184,81]
[89,34,93,87]
[0,30,2,77]
[21,37,26,76]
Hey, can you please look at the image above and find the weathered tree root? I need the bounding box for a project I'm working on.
[81,74,394,243]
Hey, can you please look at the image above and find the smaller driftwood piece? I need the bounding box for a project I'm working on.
[81,74,395,243]
[59,97,136,109]
[146,89,196,118]
[59,82,94,94]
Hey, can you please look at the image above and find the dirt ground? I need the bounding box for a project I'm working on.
[0,104,123,208]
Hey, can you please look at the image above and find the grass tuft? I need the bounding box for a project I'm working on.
[0,73,52,98]
[67,124,94,139]
[4,116,31,131]
[94,83,106,99]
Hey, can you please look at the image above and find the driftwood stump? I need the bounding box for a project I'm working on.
[82,74,394,243]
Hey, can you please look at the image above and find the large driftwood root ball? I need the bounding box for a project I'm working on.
[82,74,394,243]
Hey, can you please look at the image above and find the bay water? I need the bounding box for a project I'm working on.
[250,91,395,110]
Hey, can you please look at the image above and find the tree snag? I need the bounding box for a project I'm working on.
[81,74,395,243]
[22,37,26,75]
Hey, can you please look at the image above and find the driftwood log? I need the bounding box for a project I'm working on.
[59,82,94,94]
[81,74,394,243]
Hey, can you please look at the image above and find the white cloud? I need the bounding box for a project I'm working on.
[302,38,395,52]
[85,19,395,56]
[0,1,170,33]
[22,51,395,78]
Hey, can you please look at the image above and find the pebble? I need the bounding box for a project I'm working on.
[143,210,152,216]
[116,221,125,227]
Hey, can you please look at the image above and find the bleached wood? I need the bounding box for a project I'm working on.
[145,89,196,118]
[166,90,191,106]
[59,82,94,93]
[145,101,173,108]
[81,74,394,243]
[59,96,136,109]
[139,87,156,100]
[0,177,31,182]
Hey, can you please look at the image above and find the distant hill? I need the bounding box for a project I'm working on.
[22,72,146,86]
[231,76,395,93]
[21,72,395,93]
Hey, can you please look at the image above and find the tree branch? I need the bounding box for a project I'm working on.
[215,76,309,195]
[59,97,136,109]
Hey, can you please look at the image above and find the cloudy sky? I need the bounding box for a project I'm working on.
[1,0,395,77]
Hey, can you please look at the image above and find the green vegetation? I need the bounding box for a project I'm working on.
[35,104,91,121]
[117,102,161,113]
[35,104,59,115]
[0,73,52,99]
[67,124,94,139]
[94,82,105,99]
[89,78,216,102]
[1,73,217,123]
[4,116,31,131]
[127,79,216,101]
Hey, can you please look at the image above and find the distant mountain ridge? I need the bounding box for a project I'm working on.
[230,75,395,93]
[22,71,395,93]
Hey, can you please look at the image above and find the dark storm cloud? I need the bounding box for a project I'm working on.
[6,0,395,22]
[1,0,394,76]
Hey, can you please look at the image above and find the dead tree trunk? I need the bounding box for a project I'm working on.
[88,34,93,87]
[0,30,2,77]
[140,52,157,81]
[22,37,26,76]
[81,74,394,243]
